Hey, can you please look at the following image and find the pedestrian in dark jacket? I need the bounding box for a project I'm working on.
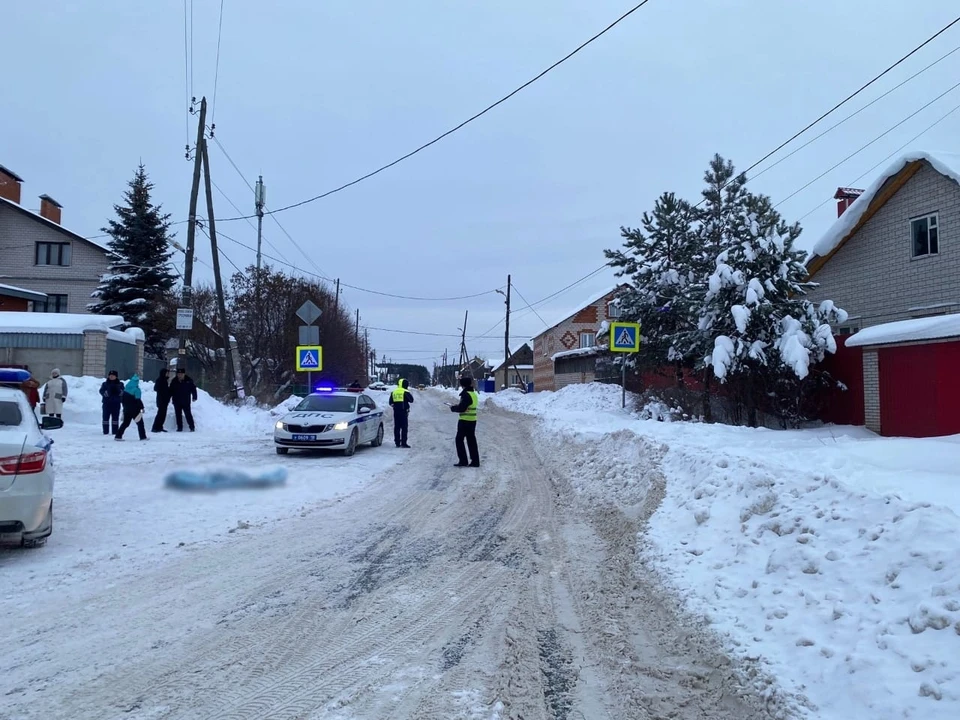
[99,369,124,435]
[388,378,414,448]
[170,368,198,432]
[115,376,148,441]
[151,368,171,433]
[450,376,479,467]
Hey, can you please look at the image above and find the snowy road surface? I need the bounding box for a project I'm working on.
[2,391,778,720]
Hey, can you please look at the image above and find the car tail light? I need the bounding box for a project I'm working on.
[0,451,47,475]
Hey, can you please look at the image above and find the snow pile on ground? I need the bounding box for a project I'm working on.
[489,383,960,719]
[2,375,401,594]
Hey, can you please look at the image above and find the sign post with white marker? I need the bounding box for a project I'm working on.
[296,300,323,393]
[609,321,641,409]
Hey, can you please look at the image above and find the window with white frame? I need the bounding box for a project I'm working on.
[579,332,595,348]
[607,300,622,319]
[911,213,939,257]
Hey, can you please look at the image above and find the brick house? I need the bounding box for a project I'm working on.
[532,285,627,392]
[806,151,960,436]
[0,163,111,314]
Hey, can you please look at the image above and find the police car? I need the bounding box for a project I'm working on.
[274,386,385,456]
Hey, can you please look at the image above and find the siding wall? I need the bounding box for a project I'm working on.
[806,162,960,329]
[0,203,109,314]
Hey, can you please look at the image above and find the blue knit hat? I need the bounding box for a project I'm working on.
[124,375,141,399]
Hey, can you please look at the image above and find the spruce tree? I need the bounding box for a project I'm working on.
[89,165,178,357]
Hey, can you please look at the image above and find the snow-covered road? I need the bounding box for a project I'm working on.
[0,390,778,720]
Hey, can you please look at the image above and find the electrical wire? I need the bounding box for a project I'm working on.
[751,43,960,183]
[798,99,960,222]
[212,0,225,125]
[510,283,549,327]
[216,0,656,221]
[776,77,960,208]
[711,14,960,204]
[189,0,194,100]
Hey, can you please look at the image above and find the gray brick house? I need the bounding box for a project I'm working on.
[0,163,111,314]
[805,151,960,332]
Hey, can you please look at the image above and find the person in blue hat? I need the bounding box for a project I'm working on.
[115,375,148,441]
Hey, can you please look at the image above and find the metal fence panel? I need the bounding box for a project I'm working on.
[106,339,137,379]
[0,333,83,350]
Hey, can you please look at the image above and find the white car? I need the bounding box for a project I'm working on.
[0,378,62,548]
[368,382,387,391]
[274,387,385,456]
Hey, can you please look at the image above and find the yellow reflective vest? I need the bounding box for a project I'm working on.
[459,390,478,421]
[392,381,407,404]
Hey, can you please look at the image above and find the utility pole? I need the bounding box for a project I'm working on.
[503,274,511,389]
[458,310,470,378]
[178,96,207,371]
[254,175,265,271]
[355,308,360,337]
[334,278,340,313]
[200,137,240,398]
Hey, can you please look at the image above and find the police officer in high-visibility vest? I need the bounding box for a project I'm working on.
[388,378,414,448]
[449,375,479,467]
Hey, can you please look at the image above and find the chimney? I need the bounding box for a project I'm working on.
[0,164,23,204]
[39,194,62,225]
[834,187,864,217]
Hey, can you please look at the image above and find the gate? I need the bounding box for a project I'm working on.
[105,339,137,379]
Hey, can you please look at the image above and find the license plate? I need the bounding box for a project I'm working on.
[291,434,317,441]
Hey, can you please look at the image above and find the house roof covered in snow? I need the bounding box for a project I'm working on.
[551,346,598,362]
[807,151,960,278]
[0,312,126,335]
[0,282,47,301]
[0,195,111,254]
[489,341,534,371]
[533,283,628,340]
[846,312,960,348]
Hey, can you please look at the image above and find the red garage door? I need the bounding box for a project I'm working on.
[878,341,960,437]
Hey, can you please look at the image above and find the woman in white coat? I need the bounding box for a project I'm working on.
[43,368,68,419]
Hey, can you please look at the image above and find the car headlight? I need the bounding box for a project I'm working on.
[333,421,349,431]
[275,421,286,430]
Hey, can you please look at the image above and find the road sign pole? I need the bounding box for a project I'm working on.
[308,371,312,393]
[622,358,626,409]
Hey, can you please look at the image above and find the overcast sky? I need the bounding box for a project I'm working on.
[5,1,960,368]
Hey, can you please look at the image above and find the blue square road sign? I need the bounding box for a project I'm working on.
[296,345,323,372]
[609,322,640,353]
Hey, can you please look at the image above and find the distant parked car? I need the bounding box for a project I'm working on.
[0,370,62,548]
[368,382,387,391]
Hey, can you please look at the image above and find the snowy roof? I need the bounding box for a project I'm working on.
[0,283,47,301]
[534,284,627,338]
[809,151,960,266]
[0,312,126,335]
[551,346,598,362]
[0,195,111,254]
[489,341,533,371]
[846,313,960,348]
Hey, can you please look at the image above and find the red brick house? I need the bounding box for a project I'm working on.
[532,285,627,392]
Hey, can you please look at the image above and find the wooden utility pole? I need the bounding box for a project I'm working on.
[458,310,470,378]
[334,278,340,313]
[254,175,265,271]
[200,138,240,397]
[504,274,511,388]
[178,96,207,371]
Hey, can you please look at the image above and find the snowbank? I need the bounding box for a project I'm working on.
[489,383,960,718]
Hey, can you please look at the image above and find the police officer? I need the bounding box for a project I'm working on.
[388,378,414,448]
[450,376,479,467]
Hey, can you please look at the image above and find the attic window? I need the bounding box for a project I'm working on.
[607,300,622,319]
[911,213,939,258]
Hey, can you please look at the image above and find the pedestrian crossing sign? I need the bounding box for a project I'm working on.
[296,345,323,372]
[609,322,640,353]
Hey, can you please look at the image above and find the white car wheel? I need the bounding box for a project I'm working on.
[343,429,358,457]
[371,423,384,447]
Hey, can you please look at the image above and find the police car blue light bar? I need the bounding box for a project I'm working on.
[0,368,31,385]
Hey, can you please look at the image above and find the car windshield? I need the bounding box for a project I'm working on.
[294,395,357,413]
[0,400,23,427]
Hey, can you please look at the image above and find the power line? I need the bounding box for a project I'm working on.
[217,0,656,221]
[510,283,548,327]
[189,0,194,100]
[727,14,960,197]
[798,99,960,222]
[751,42,960,183]
[212,0,225,124]
[776,77,960,208]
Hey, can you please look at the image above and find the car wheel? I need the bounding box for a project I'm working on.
[276,447,289,455]
[343,429,358,457]
[371,423,384,447]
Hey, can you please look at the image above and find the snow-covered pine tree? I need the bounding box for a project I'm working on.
[89,165,178,357]
[699,184,846,425]
[605,192,699,380]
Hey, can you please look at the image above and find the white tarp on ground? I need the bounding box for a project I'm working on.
[846,312,960,347]
[490,383,960,719]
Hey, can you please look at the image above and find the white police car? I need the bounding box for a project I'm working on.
[274,387,385,456]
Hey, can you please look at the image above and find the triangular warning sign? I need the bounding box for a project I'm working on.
[615,328,634,347]
[300,350,318,367]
